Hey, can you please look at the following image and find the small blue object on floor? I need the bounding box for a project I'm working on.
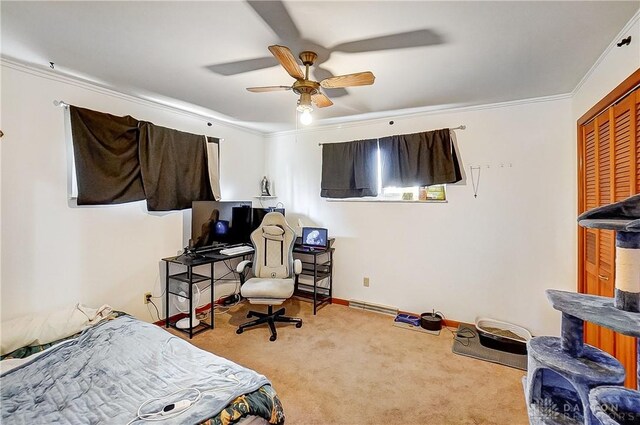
[394,313,420,327]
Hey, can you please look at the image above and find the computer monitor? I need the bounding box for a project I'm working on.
[252,207,285,229]
[302,227,328,249]
[231,206,253,244]
[192,201,249,247]
[231,207,286,244]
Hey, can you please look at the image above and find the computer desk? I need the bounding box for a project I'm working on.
[162,247,253,338]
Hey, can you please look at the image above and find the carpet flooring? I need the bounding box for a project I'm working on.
[175,299,529,425]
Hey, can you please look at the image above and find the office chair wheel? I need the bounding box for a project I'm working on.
[295,322,303,328]
[236,328,243,335]
[269,334,277,342]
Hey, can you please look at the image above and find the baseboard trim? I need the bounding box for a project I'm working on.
[157,297,466,329]
[331,298,463,329]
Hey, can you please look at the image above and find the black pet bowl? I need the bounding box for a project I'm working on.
[420,313,443,331]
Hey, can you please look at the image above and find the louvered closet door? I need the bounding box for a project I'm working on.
[611,92,638,389]
[598,111,616,355]
[579,88,639,389]
[582,121,601,348]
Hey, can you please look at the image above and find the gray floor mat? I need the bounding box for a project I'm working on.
[452,325,527,371]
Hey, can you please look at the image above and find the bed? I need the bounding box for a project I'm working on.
[0,312,285,425]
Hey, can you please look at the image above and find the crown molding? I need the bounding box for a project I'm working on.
[264,92,572,139]
[572,8,640,96]
[1,56,265,137]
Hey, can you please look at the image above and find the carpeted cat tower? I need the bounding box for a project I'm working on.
[525,194,640,425]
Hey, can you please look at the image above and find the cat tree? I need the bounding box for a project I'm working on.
[525,195,640,425]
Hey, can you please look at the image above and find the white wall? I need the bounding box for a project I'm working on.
[572,13,640,119]
[259,10,640,338]
[265,97,575,336]
[0,62,264,322]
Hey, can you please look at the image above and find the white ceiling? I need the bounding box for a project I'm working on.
[2,1,639,133]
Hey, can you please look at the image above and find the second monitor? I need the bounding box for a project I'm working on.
[231,206,285,244]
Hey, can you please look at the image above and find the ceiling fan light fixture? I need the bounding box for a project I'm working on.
[299,109,313,125]
[296,92,312,110]
[296,92,313,125]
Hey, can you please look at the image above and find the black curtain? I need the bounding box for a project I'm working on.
[379,129,462,187]
[69,106,145,205]
[138,122,214,211]
[320,139,379,198]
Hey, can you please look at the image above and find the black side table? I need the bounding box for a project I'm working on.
[162,254,215,339]
[293,246,334,314]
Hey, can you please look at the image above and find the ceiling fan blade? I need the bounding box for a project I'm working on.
[313,67,349,98]
[268,45,304,80]
[331,29,444,53]
[320,72,375,89]
[206,56,278,76]
[246,86,291,93]
[247,0,300,41]
[312,93,333,108]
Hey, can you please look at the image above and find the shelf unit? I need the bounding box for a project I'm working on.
[163,257,215,339]
[162,248,254,339]
[293,246,334,314]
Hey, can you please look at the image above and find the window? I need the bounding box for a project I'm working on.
[328,144,447,202]
[321,129,459,202]
[373,144,447,202]
[380,185,446,202]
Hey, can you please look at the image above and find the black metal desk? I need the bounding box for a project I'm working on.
[293,245,334,315]
[162,248,253,338]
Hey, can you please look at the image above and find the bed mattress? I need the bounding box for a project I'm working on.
[0,315,284,425]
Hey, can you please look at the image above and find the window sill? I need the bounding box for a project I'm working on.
[326,198,447,204]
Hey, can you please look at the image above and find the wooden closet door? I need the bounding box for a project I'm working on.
[611,92,638,389]
[579,86,639,389]
[582,121,602,348]
[598,111,616,355]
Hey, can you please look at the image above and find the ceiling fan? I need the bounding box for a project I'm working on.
[247,45,375,125]
[207,1,444,102]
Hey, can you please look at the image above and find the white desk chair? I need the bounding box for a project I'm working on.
[236,212,302,341]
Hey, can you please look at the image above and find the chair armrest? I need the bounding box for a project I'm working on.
[237,260,253,274]
[294,259,302,275]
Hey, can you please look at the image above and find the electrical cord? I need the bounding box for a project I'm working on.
[147,299,161,322]
[150,273,164,299]
[450,327,477,346]
[125,377,243,424]
[437,311,477,347]
[125,388,201,425]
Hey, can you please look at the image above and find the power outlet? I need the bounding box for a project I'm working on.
[363,277,370,287]
[144,292,152,304]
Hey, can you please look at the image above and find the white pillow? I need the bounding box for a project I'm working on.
[0,303,113,356]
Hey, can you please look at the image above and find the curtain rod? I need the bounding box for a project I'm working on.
[317,125,466,146]
[53,100,225,138]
